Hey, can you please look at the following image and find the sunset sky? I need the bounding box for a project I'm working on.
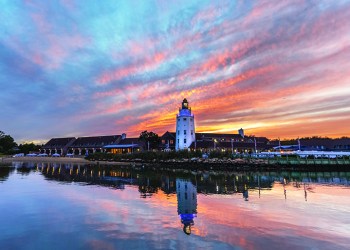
[1,0,350,143]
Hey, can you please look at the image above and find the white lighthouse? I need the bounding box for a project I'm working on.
[175,98,195,151]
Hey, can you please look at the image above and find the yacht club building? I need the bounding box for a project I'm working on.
[41,137,76,155]
[68,134,121,155]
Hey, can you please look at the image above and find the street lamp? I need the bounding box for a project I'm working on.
[231,139,234,154]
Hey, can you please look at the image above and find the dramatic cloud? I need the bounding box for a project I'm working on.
[1,0,350,142]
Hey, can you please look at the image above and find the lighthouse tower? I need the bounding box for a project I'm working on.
[175,98,195,151]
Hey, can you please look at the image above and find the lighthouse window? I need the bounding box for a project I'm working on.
[190,118,193,121]
[177,130,179,135]
[178,118,180,121]
[191,130,193,135]
[183,118,187,121]
[185,192,188,200]
[184,139,187,143]
[184,130,186,135]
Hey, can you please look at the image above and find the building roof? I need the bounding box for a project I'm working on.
[118,138,142,145]
[71,135,121,148]
[103,137,144,149]
[42,137,76,148]
[160,131,176,140]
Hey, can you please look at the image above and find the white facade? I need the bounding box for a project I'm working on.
[175,98,195,151]
[176,179,197,215]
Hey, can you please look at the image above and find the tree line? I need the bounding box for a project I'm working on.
[0,131,40,155]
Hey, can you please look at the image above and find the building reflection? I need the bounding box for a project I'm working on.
[138,177,158,198]
[176,179,197,235]
[5,162,350,202]
[243,184,249,201]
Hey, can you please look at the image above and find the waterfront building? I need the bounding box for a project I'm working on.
[299,137,350,151]
[103,133,144,154]
[175,98,196,151]
[68,134,122,155]
[41,137,76,155]
[269,137,350,152]
[160,131,176,151]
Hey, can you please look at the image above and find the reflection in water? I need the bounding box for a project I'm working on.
[243,184,249,201]
[1,162,350,249]
[0,166,15,182]
[4,162,350,198]
[176,179,197,235]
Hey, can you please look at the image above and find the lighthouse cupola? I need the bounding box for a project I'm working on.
[182,98,189,109]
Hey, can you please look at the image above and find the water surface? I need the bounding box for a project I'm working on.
[1,162,349,249]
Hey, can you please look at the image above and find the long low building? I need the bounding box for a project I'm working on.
[68,134,122,155]
[41,132,350,156]
[41,137,76,155]
[41,133,144,156]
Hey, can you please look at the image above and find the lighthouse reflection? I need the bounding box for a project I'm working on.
[176,179,197,235]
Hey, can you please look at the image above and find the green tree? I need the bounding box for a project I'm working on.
[18,143,41,154]
[0,131,17,154]
[139,130,160,150]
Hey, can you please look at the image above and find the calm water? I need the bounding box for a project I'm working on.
[1,162,350,250]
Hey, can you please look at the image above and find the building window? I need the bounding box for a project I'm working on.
[177,139,179,144]
[183,118,187,121]
[170,140,174,144]
[162,140,165,144]
[178,130,180,135]
[184,139,187,143]
[191,130,193,135]
[184,130,186,135]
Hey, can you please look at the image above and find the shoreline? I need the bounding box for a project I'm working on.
[1,156,350,172]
